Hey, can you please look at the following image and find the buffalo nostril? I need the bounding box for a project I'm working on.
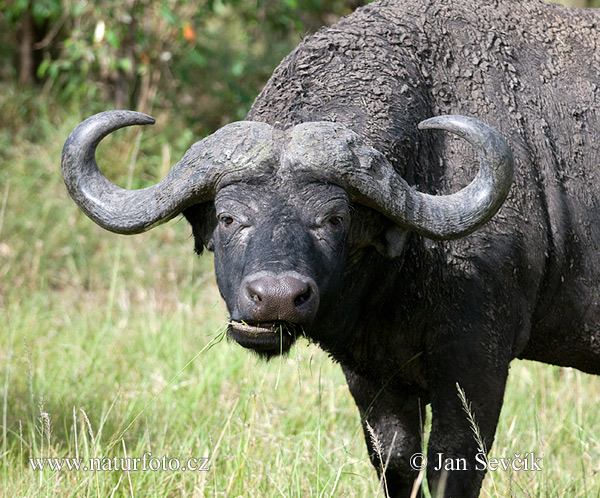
[246,280,268,304]
[293,287,311,307]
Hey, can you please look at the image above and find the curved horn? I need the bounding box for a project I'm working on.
[409,115,514,239]
[285,115,514,240]
[62,111,276,234]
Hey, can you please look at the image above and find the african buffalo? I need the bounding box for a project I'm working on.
[62,0,600,496]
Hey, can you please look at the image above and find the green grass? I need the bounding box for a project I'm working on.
[1,90,599,497]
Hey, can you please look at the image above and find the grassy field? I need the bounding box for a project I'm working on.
[1,51,600,498]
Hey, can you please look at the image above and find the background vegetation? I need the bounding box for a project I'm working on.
[1,0,599,497]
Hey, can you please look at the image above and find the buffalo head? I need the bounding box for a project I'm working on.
[62,111,513,357]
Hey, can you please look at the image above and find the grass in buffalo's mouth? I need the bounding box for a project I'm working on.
[229,320,278,334]
[229,320,297,336]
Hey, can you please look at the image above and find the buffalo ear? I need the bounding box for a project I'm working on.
[182,203,217,255]
[373,225,408,259]
[348,205,407,259]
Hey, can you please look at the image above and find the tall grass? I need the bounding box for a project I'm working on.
[1,87,599,497]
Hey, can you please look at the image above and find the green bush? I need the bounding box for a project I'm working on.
[0,0,365,134]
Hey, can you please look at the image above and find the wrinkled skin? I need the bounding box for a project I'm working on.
[213,180,350,356]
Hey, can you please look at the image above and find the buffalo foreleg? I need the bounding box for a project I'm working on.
[425,319,512,497]
[342,366,427,497]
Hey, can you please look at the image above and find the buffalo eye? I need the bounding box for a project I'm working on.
[328,215,343,226]
[219,214,235,227]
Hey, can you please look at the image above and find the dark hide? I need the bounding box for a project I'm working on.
[182,0,600,496]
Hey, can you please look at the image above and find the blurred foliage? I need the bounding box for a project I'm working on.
[0,0,367,135]
[568,0,600,5]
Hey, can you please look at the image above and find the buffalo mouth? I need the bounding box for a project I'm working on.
[227,320,298,356]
